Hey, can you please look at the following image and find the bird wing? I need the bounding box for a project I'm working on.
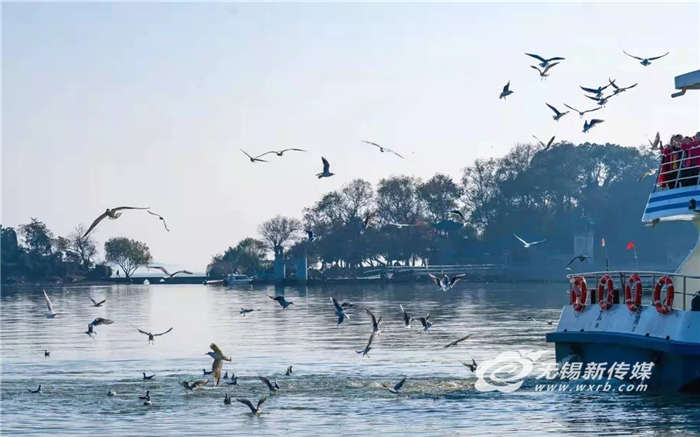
[546,57,565,62]
[95,299,106,306]
[193,379,208,388]
[257,396,268,410]
[448,209,465,221]
[365,332,376,348]
[427,273,441,286]
[258,376,272,390]
[513,233,528,245]
[330,297,343,312]
[154,327,173,337]
[608,79,620,91]
[502,81,510,93]
[582,106,601,115]
[321,157,330,172]
[530,65,543,74]
[394,377,407,391]
[565,257,579,267]
[240,149,254,159]
[390,150,405,159]
[638,168,657,182]
[171,270,193,276]
[363,210,376,227]
[585,95,601,102]
[82,211,110,238]
[563,104,580,114]
[545,103,561,116]
[148,265,170,276]
[545,136,556,150]
[236,398,257,413]
[285,148,307,153]
[112,206,149,212]
[212,359,223,385]
[210,343,225,355]
[90,296,97,305]
[147,210,161,218]
[623,83,638,91]
[400,304,409,321]
[647,52,669,61]
[623,51,643,61]
[590,119,604,126]
[542,62,559,74]
[365,308,377,325]
[92,317,114,326]
[524,53,546,63]
[580,86,599,94]
[532,135,545,147]
[43,290,54,313]
[135,327,150,336]
[255,151,277,158]
[449,274,466,286]
[362,140,382,149]
[530,239,546,245]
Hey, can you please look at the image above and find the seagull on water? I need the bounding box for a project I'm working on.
[448,210,466,221]
[356,332,376,358]
[428,273,465,291]
[224,393,232,405]
[43,290,56,318]
[305,229,316,243]
[362,141,405,159]
[513,233,546,248]
[205,343,232,386]
[139,391,152,406]
[365,308,382,334]
[147,210,170,232]
[268,295,294,310]
[203,368,212,375]
[563,104,601,118]
[180,380,209,391]
[257,148,307,157]
[331,296,350,325]
[360,210,376,234]
[236,396,267,414]
[82,206,150,238]
[227,373,239,385]
[316,157,334,179]
[28,385,42,394]
[89,296,106,307]
[240,308,257,317]
[418,313,433,332]
[444,334,473,348]
[530,63,560,80]
[623,50,669,66]
[583,119,604,133]
[383,377,406,395]
[545,103,568,121]
[143,372,156,380]
[533,135,555,151]
[463,358,478,372]
[108,389,117,397]
[566,255,589,268]
[285,366,293,376]
[147,266,193,279]
[133,326,173,344]
[240,149,268,163]
[499,81,514,100]
[400,304,414,328]
[44,350,50,357]
[258,376,280,393]
[525,53,565,68]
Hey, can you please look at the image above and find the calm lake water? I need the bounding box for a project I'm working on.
[1,282,698,436]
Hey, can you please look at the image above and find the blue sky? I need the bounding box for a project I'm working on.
[3,2,699,270]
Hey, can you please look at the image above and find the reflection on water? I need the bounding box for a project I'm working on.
[1,283,698,436]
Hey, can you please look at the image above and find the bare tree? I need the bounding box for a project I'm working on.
[258,215,302,256]
[68,225,98,272]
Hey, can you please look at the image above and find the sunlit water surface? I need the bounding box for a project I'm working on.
[1,283,698,436]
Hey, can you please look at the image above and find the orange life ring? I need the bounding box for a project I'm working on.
[624,273,643,312]
[570,276,588,312]
[653,276,674,315]
[597,274,615,310]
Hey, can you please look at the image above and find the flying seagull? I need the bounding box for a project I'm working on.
[147,266,193,279]
[530,63,559,80]
[305,229,316,243]
[533,135,555,151]
[133,326,173,344]
[341,301,355,309]
[623,50,669,66]
[316,157,334,179]
[43,290,56,318]
[360,210,376,234]
[143,372,156,380]
[499,81,514,100]
[362,141,405,159]
[387,222,415,229]
[356,332,376,358]
[44,350,50,358]
[240,308,257,317]
[580,81,614,99]
[418,313,433,332]
[400,304,414,328]
[365,308,382,334]
[258,148,307,157]
[383,377,407,395]
[82,206,150,238]
[525,53,565,68]
[583,119,604,133]
[285,366,293,376]
[258,376,280,393]
[648,132,662,150]
[609,79,638,96]
[330,296,350,325]
[90,317,114,328]
[563,104,601,118]
[147,211,170,232]
[206,343,232,386]
[545,103,568,121]
[513,233,546,248]
[180,380,209,391]
[236,397,267,414]
[89,296,106,307]
[638,167,658,182]
[240,149,268,163]
[28,385,42,394]
[566,255,589,268]
[444,334,473,348]
[428,273,465,291]
[585,94,614,107]
[268,294,294,310]
[448,209,466,221]
[463,358,478,372]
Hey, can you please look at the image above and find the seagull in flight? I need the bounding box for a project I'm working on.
[513,233,546,248]
[205,343,232,386]
[566,255,589,268]
[316,157,334,179]
[341,301,355,309]
[428,273,465,291]
[44,350,50,357]
[180,380,209,391]
[638,167,658,182]
[240,308,257,317]
[258,376,280,393]
[43,290,56,318]
[89,296,106,307]
[360,210,376,234]
[533,135,555,151]
[236,397,267,414]
[530,63,560,80]
[133,326,173,344]
[240,149,268,163]
[27,385,42,394]
[585,94,614,107]
[580,81,614,99]
[525,53,565,68]
[462,358,478,372]
[648,132,662,150]
[609,79,638,96]
[383,377,407,395]
[147,266,193,279]
[285,366,293,376]
[400,304,414,328]
[545,103,568,121]
[362,141,405,159]
[82,206,150,238]
[268,294,294,310]
[583,119,604,133]
[258,148,307,157]
[365,308,382,334]
[330,296,350,325]
[418,313,433,332]
[563,104,601,118]
[448,209,466,221]
[356,332,376,358]
[499,81,514,100]
[623,50,669,66]
[305,229,316,243]
[147,211,170,232]
[444,334,473,348]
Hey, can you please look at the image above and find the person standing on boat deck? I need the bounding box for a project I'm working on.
[680,137,694,187]
[691,133,700,185]
[659,143,672,190]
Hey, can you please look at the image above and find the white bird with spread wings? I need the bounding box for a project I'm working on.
[513,233,546,248]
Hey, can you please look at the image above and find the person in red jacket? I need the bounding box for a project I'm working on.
[659,141,672,190]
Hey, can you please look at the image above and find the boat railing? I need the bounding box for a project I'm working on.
[567,270,700,311]
[361,264,506,277]
[653,144,700,192]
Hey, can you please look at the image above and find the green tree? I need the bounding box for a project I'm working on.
[104,237,152,278]
[418,173,460,222]
[68,225,98,273]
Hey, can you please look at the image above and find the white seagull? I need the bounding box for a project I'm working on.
[499,81,514,100]
[330,296,350,325]
[360,211,376,234]
[240,149,268,163]
[316,157,334,179]
[133,326,173,344]
[609,79,638,95]
[545,103,568,121]
[236,396,267,414]
[362,141,405,159]
[400,304,414,328]
[513,233,546,248]
[583,119,604,133]
[258,376,280,393]
[563,104,601,118]
[428,273,465,291]
[580,82,614,99]
[147,266,193,279]
[89,296,106,307]
[530,63,559,80]
[533,135,555,151]
[147,210,170,232]
[444,334,473,348]
[205,343,232,386]
[82,206,150,238]
[356,332,375,358]
[623,50,669,66]
[418,313,433,332]
[448,209,466,221]
[525,53,565,68]
[180,380,209,391]
[365,308,382,334]
[257,148,307,157]
[383,377,407,395]
[43,290,56,318]
[268,294,294,310]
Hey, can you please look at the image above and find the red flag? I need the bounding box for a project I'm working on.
[601,238,606,247]
[626,241,635,250]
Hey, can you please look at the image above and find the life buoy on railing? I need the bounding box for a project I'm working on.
[570,276,588,312]
[624,273,643,312]
[653,276,674,315]
[597,274,615,310]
